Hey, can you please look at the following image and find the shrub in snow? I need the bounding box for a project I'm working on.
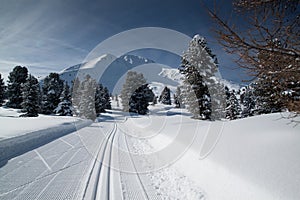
[6,66,28,108]
[20,74,40,117]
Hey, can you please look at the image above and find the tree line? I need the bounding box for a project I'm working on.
[0,66,111,119]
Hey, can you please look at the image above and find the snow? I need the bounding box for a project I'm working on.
[1,99,300,199]
[142,107,300,200]
[0,107,83,140]
[0,107,92,161]
[158,68,183,83]
[80,54,115,69]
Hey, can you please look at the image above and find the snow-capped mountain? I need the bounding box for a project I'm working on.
[59,54,154,92]
[59,54,182,95]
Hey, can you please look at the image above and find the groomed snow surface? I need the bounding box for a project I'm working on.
[0,104,299,200]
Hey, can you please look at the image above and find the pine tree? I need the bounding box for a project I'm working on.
[174,87,183,108]
[159,86,171,105]
[95,83,106,115]
[253,76,283,114]
[7,66,28,108]
[129,84,151,115]
[71,77,81,116]
[241,85,256,117]
[103,87,112,110]
[78,75,97,120]
[41,73,64,114]
[20,75,39,117]
[180,60,211,119]
[0,73,5,106]
[120,71,146,112]
[180,35,226,120]
[115,94,119,107]
[225,87,241,120]
[55,83,73,116]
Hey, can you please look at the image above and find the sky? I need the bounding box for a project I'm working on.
[0,0,249,83]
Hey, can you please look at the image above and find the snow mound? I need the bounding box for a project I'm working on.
[0,119,92,162]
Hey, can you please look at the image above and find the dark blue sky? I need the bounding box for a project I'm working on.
[0,0,248,83]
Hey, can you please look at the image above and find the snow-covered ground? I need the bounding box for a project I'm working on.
[0,103,299,199]
[0,107,83,140]
[142,106,300,200]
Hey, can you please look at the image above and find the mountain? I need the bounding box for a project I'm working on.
[59,54,182,94]
[59,54,155,92]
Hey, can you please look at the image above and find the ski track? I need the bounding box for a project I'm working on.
[0,112,204,200]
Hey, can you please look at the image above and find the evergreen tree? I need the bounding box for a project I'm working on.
[120,71,146,112]
[180,35,226,120]
[129,84,151,115]
[241,85,256,117]
[55,83,73,116]
[78,75,97,120]
[174,87,183,108]
[7,66,28,108]
[115,94,119,107]
[20,74,39,117]
[159,86,171,105]
[253,76,283,114]
[103,87,112,109]
[180,60,211,119]
[41,73,64,114]
[225,87,241,120]
[71,77,81,115]
[95,83,106,115]
[0,73,5,106]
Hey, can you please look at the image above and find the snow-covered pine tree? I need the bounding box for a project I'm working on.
[41,73,64,114]
[7,66,28,108]
[129,84,151,115]
[159,86,172,105]
[174,86,183,108]
[20,74,39,117]
[95,83,106,114]
[103,87,112,110]
[55,83,73,116]
[115,94,119,107]
[120,71,146,112]
[253,75,283,114]
[241,85,256,117]
[180,56,211,119]
[78,75,97,120]
[71,77,81,115]
[0,73,5,106]
[180,35,226,120]
[225,87,241,120]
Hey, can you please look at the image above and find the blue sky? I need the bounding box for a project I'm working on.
[0,0,248,83]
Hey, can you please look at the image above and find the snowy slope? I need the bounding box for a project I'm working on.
[0,107,84,140]
[142,108,300,200]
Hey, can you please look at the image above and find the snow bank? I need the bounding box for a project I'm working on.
[144,109,300,200]
[0,108,92,161]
